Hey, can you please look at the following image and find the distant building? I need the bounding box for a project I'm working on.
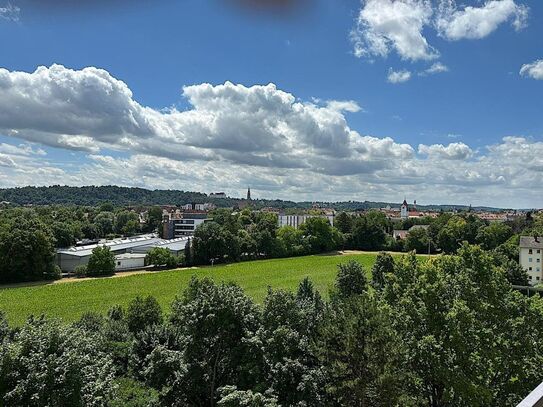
[401,199,409,220]
[56,234,189,273]
[278,213,335,229]
[393,230,409,240]
[519,236,543,285]
[247,187,251,201]
[162,212,210,238]
[209,192,227,199]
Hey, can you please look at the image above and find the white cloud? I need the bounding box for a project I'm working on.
[387,68,412,83]
[418,142,473,160]
[420,62,449,76]
[435,0,529,40]
[520,59,543,80]
[352,0,528,71]
[2,65,543,207]
[325,100,363,113]
[0,3,19,21]
[351,0,438,62]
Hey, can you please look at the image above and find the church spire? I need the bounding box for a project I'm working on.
[247,187,251,200]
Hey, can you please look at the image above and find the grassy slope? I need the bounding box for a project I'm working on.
[0,253,392,325]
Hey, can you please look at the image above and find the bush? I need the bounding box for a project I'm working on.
[335,261,367,298]
[87,246,115,277]
[74,264,88,278]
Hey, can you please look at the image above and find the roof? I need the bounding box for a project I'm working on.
[57,234,161,257]
[132,236,190,253]
[520,236,543,249]
[409,225,430,231]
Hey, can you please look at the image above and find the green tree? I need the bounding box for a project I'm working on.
[192,222,229,264]
[0,317,116,406]
[371,251,395,291]
[476,222,514,251]
[405,227,433,254]
[299,217,337,254]
[351,211,388,251]
[115,211,140,236]
[145,247,177,268]
[335,260,367,298]
[276,226,306,257]
[166,278,261,405]
[94,212,115,237]
[334,212,353,234]
[146,206,163,233]
[126,296,163,334]
[87,246,116,277]
[0,215,58,283]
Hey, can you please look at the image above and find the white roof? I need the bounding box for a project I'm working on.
[57,234,161,257]
[115,253,147,260]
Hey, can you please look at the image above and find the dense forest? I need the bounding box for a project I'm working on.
[0,185,507,211]
[1,249,543,406]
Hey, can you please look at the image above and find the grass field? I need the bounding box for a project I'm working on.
[0,252,405,325]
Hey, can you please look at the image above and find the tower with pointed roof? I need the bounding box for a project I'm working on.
[247,187,251,201]
[401,199,409,220]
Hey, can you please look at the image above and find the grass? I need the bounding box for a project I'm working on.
[0,252,404,325]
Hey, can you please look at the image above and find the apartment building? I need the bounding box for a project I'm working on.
[519,236,543,285]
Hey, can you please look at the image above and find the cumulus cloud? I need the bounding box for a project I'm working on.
[351,0,438,62]
[352,0,528,69]
[520,59,543,80]
[2,64,543,207]
[436,0,529,40]
[0,64,413,177]
[418,142,473,160]
[387,68,412,83]
[0,3,19,21]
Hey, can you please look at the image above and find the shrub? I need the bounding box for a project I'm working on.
[126,296,163,334]
[87,246,115,277]
[74,264,88,278]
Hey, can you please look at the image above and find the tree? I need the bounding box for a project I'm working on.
[192,222,229,265]
[145,247,177,269]
[166,278,261,405]
[350,211,387,251]
[405,227,433,254]
[0,317,116,406]
[335,260,367,298]
[87,246,116,277]
[334,212,353,234]
[276,226,306,257]
[184,238,193,266]
[146,206,163,233]
[371,251,395,291]
[476,222,513,251]
[94,212,115,237]
[218,387,279,407]
[115,211,140,236]
[126,296,163,334]
[299,217,337,254]
[382,245,543,406]
[0,215,58,283]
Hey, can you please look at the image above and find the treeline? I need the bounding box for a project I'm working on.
[0,185,504,212]
[1,247,542,406]
[0,205,164,284]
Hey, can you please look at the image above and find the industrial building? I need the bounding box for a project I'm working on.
[56,234,189,273]
[162,212,210,239]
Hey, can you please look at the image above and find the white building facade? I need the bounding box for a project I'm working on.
[519,236,543,285]
[278,214,335,229]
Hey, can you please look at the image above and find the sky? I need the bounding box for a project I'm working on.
[0,0,542,208]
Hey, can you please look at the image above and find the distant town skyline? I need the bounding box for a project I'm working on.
[0,0,542,208]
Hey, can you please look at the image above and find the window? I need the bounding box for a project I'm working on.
[538,267,541,272]
[538,250,541,254]
[529,258,533,262]
[530,276,533,280]
[538,258,540,263]
[537,277,540,281]
[117,261,121,266]
[529,249,533,254]
[529,267,533,271]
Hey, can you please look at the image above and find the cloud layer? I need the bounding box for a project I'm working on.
[0,64,541,207]
[520,59,543,80]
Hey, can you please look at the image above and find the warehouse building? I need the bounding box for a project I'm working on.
[56,234,189,273]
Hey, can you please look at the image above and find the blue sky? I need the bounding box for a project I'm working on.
[0,0,542,207]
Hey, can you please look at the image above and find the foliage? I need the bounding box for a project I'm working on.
[126,295,163,334]
[74,264,88,278]
[145,247,177,269]
[0,214,57,283]
[108,378,159,407]
[371,251,395,291]
[0,317,116,406]
[404,227,433,254]
[87,246,116,277]
[335,260,367,298]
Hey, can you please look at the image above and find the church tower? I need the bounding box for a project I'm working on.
[401,199,409,220]
[247,187,251,201]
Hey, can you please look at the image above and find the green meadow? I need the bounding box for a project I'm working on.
[0,252,416,325]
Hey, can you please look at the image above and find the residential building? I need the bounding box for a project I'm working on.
[162,211,210,238]
[209,192,227,198]
[519,236,543,285]
[278,213,335,229]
